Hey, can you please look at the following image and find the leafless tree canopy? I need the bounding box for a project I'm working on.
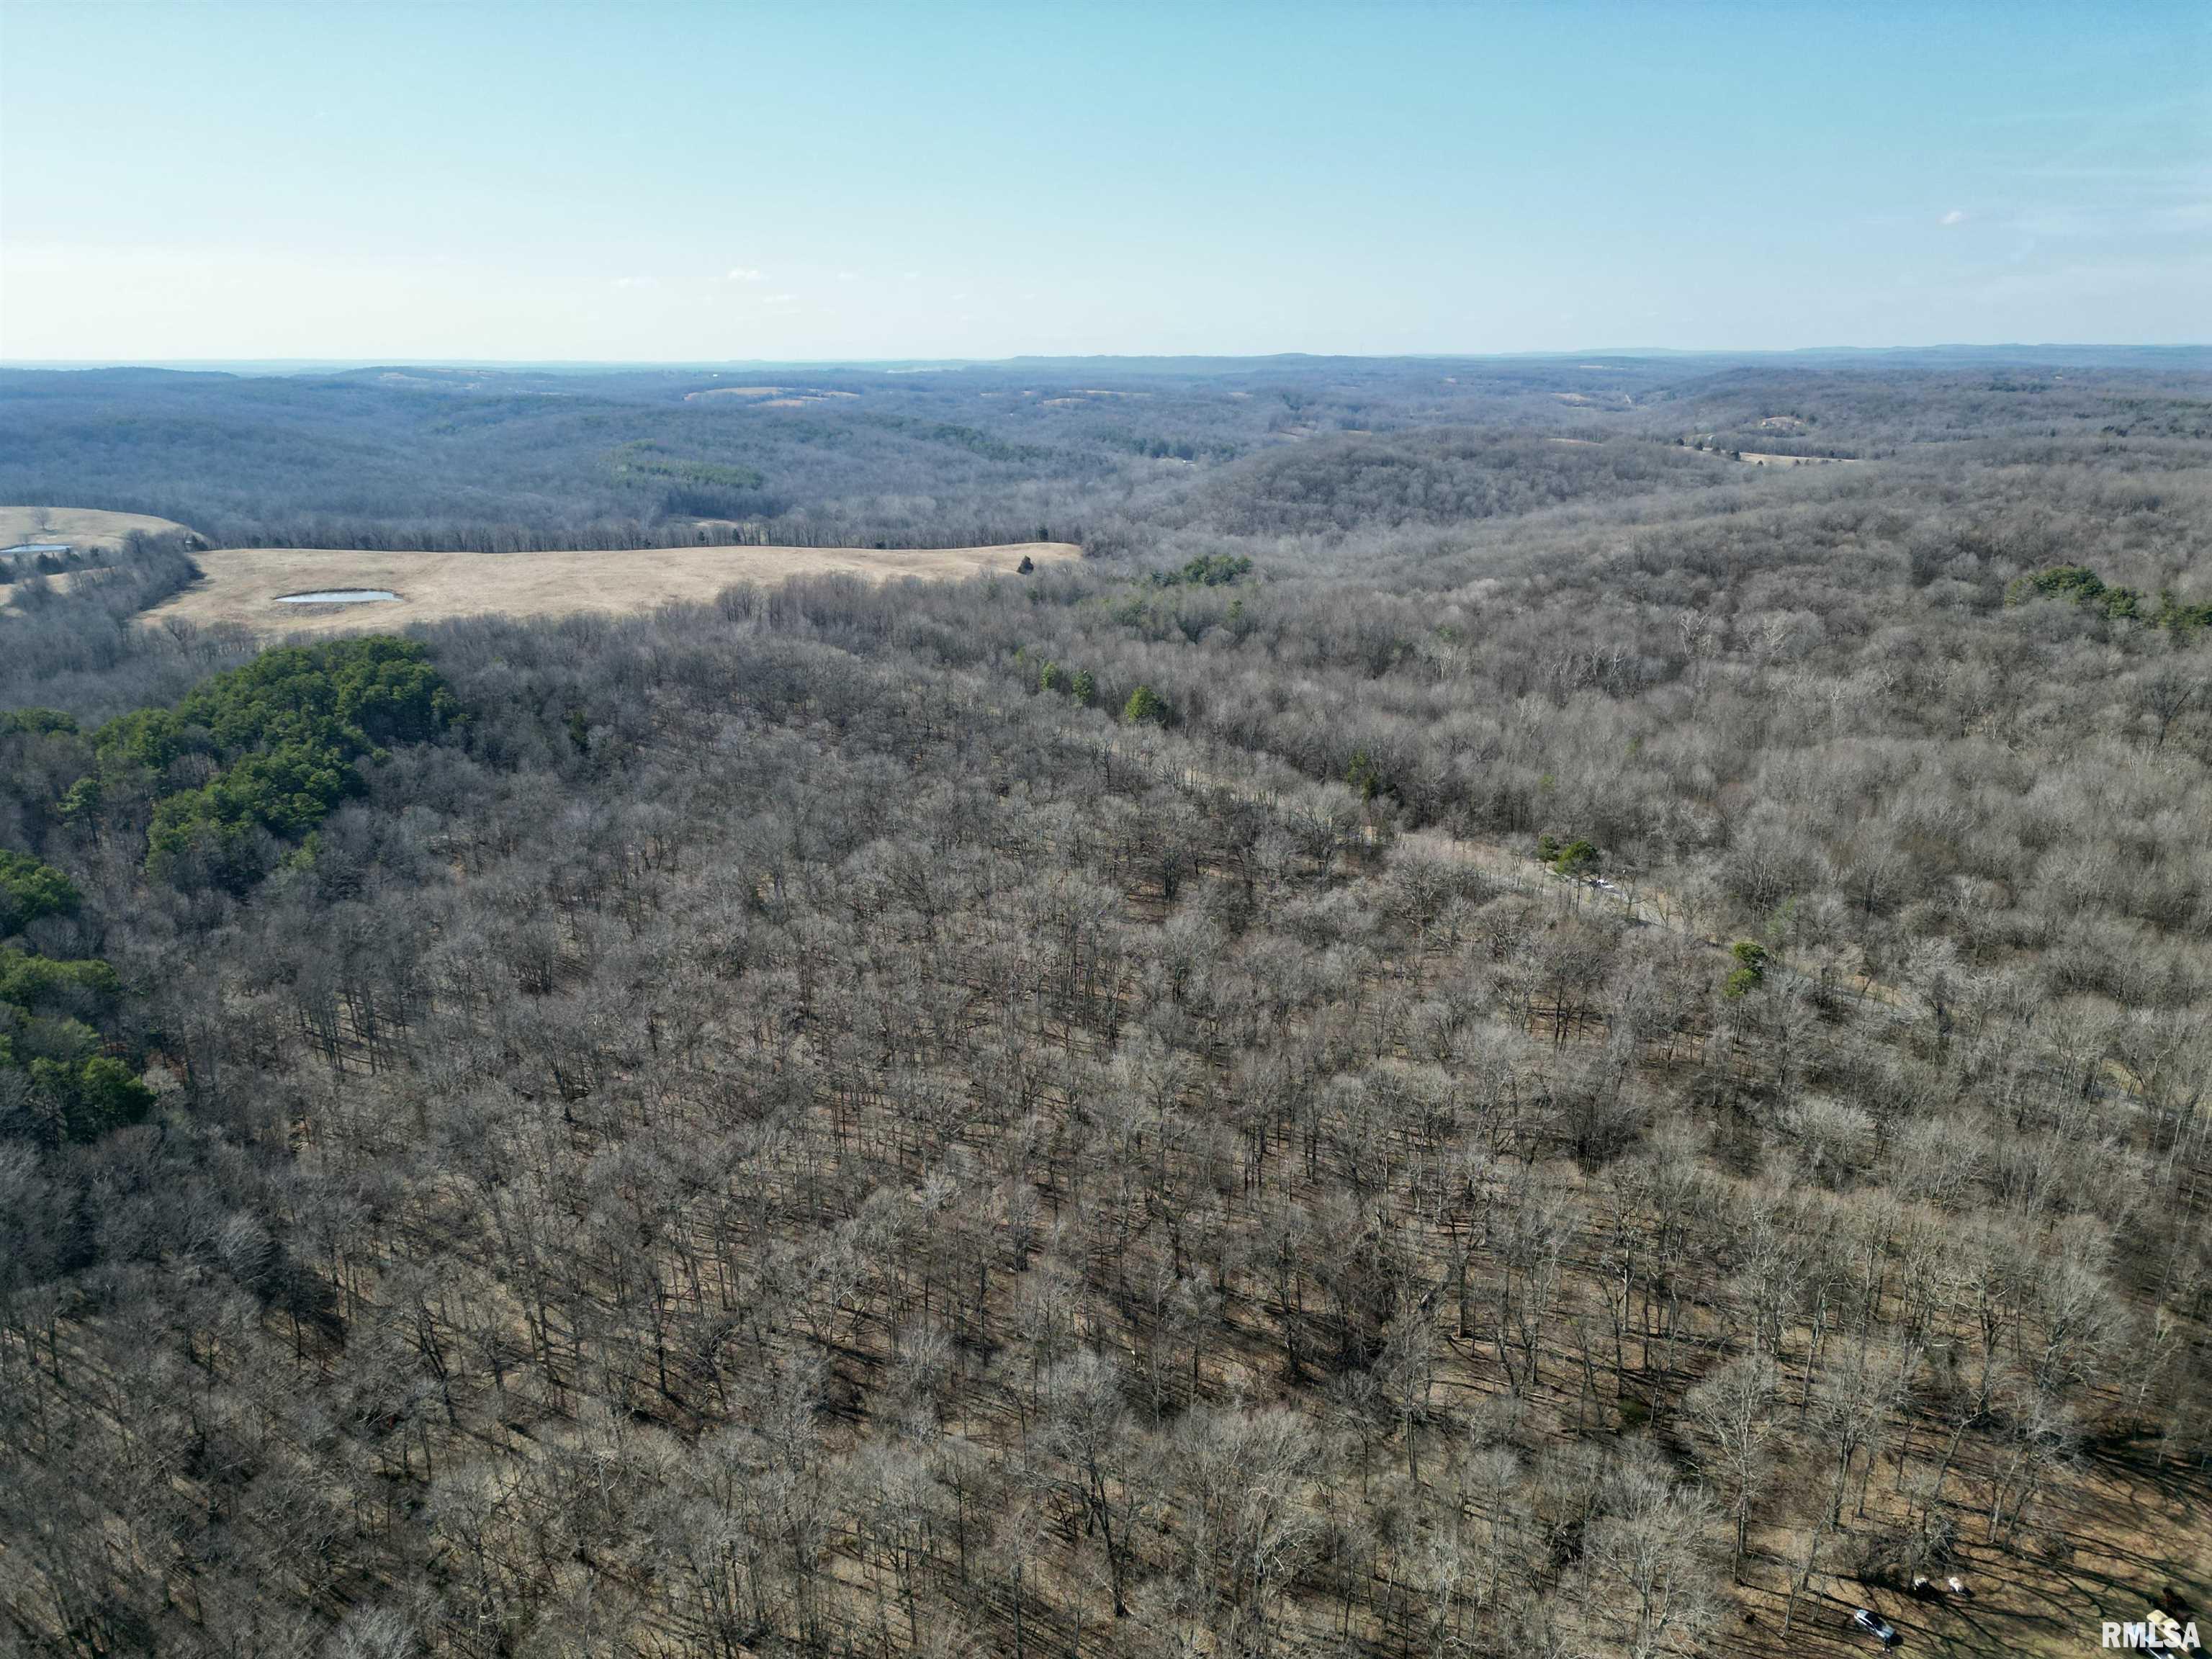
[3,353,2209,1658]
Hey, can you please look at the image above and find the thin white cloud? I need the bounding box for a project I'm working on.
[724,266,765,282]
[1940,209,1966,226]
[612,275,658,289]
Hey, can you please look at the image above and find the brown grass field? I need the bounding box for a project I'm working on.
[141,541,1081,637]
[0,505,197,551]
[680,385,858,404]
[1682,445,1861,468]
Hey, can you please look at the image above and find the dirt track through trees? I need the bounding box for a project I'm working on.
[1112,732,1923,1024]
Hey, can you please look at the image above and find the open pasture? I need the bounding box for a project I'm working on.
[0,505,196,553]
[141,540,1080,636]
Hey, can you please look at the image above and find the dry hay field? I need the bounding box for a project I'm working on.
[143,541,1080,638]
[680,385,858,406]
[0,505,197,552]
[1682,444,1861,468]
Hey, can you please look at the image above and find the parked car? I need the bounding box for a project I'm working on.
[1852,1608,1899,1648]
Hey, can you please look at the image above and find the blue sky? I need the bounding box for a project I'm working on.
[1,1,2204,360]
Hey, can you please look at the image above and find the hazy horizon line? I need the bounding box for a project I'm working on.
[6,342,2209,376]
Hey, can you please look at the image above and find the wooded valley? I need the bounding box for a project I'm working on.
[2,352,2209,1659]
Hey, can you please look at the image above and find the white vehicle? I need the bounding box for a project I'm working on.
[1852,1608,1899,1649]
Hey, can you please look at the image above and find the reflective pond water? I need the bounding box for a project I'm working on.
[275,589,401,604]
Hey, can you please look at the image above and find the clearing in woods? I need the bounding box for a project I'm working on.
[141,541,1081,637]
[0,505,197,552]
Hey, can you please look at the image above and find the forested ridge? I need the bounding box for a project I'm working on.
[7,352,2206,552]
[1,354,2210,1659]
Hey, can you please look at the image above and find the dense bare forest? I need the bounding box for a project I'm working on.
[3,352,2210,1659]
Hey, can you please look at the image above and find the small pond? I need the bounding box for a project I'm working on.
[276,589,400,605]
[1,543,73,557]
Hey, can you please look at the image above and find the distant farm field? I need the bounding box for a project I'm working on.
[0,505,196,551]
[142,541,1080,637]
